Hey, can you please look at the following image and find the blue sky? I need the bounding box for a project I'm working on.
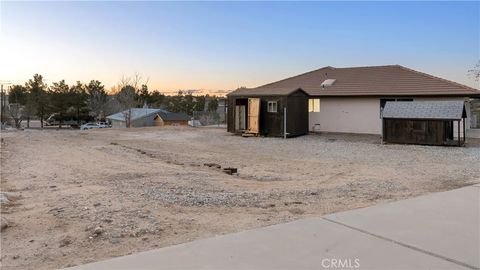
[1,1,479,92]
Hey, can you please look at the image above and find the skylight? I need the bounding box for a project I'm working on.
[321,79,336,88]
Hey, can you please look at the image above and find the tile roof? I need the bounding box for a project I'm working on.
[228,87,304,96]
[228,65,480,97]
[382,101,466,120]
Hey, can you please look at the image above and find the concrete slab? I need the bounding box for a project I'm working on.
[325,185,480,269]
[71,219,467,270]
[69,185,479,270]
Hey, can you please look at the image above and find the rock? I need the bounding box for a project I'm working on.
[59,236,73,247]
[109,238,120,244]
[204,163,221,169]
[288,208,305,215]
[102,218,113,223]
[93,226,104,236]
[93,203,101,207]
[1,217,8,231]
[0,192,10,204]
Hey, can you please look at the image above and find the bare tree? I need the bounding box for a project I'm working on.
[114,73,149,128]
[8,103,23,128]
[468,60,480,81]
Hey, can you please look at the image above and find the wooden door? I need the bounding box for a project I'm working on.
[248,98,260,133]
[235,105,246,131]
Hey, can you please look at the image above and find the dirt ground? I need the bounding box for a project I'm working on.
[1,126,479,269]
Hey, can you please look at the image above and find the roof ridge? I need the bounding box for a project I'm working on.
[333,64,401,69]
[257,66,332,89]
[396,65,480,92]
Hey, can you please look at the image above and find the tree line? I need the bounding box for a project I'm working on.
[7,74,222,128]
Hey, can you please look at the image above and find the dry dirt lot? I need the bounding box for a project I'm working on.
[1,127,479,269]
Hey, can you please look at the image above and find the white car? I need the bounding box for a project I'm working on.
[97,122,111,128]
[80,123,100,130]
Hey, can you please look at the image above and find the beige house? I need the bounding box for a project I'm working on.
[227,65,480,136]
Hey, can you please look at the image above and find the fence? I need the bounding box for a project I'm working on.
[192,110,226,127]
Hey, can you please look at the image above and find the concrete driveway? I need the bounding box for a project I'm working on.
[71,184,480,270]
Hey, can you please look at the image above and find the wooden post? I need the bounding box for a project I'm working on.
[284,107,287,139]
[380,113,384,144]
[463,117,466,145]
[458,120,461,146]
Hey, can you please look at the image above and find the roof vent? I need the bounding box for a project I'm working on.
[321,79,336,88]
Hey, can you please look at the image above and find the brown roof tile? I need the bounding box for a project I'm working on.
[228,65,480,97]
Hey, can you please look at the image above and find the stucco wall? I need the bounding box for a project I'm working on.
[308,97,472,135]
[309,98,382,134]
[111,119,126,128]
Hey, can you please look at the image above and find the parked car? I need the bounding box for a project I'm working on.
[97,122,111,128]
[80,122,100,130]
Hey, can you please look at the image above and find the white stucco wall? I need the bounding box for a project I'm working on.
[309,98,382,134]
[308,97,472,135]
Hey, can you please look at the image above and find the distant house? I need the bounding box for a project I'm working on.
[107,108,190,128]
[227,65,480,138]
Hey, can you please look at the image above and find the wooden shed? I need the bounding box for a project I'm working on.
[227,88,309,137]
[382,101,467,146]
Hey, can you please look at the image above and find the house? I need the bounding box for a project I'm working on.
[107,108,190,128]
[227,65,480,137]
[382,101,467,146]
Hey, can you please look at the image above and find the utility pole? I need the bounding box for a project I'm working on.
[1,84,4,125]
[0,84,5,125]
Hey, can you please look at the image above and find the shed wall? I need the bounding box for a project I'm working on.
[286,94,309,136]
[383,119,448,145]
[260,96,285,136]
[227,91,308,137]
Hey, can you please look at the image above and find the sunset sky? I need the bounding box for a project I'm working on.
[1,1,479,93]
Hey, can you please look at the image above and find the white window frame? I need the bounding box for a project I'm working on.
[309,98,320,112]
[267,101,277,113]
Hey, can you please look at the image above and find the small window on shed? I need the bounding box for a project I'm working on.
[267,101,277,113]
[309,99,320,112]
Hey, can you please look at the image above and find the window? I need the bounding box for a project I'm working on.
[267,101,277,113]
[309,99,320,112]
